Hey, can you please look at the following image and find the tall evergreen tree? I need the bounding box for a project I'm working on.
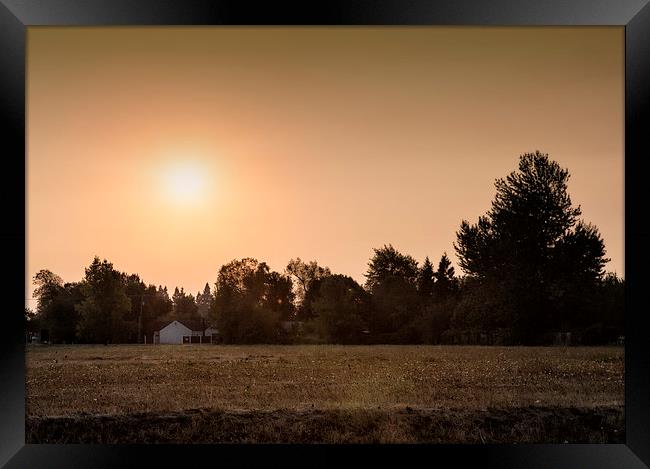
[154,286,173,319]
[455,151,608,343]
[417,257,435,300]
[196,283,213,319]
[433,253,457,300]
[172,287,199,321]
[123,273,147,343]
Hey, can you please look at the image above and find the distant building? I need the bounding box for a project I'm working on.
[153,320,219,344]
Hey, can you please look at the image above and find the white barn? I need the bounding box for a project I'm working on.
[157,320,192,344]
[154,320,219,344]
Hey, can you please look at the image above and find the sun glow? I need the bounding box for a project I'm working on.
[162,161,209,205]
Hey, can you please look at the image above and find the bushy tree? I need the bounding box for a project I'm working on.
[32,269,63,316]
[265,271,295,321]
[136,284,172,343]
[411,254,459,344]
[312,275,370,344]
[370,275,420,338]
[213,258,293,343]
[286,258,331,320]
[76,257,133,344]
[599,273,625,331]
[365,244,418,293]
[172,287,199,322]
[365,245,419,338]
[581,273,624,343]
[32,270,83,343]
[451,278,507,332]
[154,286,173,318]
[455,151,609,343]
[31,269,62,339]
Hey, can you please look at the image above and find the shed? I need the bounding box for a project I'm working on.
[158,320,192,344]
[154,320,219,344]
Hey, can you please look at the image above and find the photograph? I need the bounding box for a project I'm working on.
[24,26,625,444]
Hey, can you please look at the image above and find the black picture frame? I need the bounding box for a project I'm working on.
[2,1,649,467]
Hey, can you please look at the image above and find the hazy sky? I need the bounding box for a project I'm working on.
[27,27,624,304]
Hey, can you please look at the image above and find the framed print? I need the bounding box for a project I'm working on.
[1,0,649,467]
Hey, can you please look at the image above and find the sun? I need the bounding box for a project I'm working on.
[162,161,208,205]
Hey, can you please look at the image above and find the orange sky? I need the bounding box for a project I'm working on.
[26,27,624,304]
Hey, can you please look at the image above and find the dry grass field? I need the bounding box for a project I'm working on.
[26,344,624,443]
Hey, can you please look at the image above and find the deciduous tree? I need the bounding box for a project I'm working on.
[312,275,370,344]
[76,257,133,344]
[286,258,331,320]
[213,258,292,343]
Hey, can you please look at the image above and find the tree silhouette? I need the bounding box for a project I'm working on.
[312,275,370,344]
[417,257,435,300]
[32,269,63,315]
[31,271,83,343]
[172,287,199,322]
[123,273,147,343]
[196,283,213,319]
[365,245,419,338]
[265,271,295,321]
[76,257,132,344]
[433,253,458,301]
[365,244,419,293]
[286,258,331,320]
[213,258,292,343]
[454,151,609,343]
[139,284,173,343]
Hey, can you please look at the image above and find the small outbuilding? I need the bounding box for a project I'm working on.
[156,320,192,344]
[154,320,219,344]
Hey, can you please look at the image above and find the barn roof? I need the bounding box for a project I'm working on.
[159,320,192,332]
[157,318,217,332]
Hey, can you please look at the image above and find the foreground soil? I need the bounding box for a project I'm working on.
[27,406,623,444]
[26,344,624,443]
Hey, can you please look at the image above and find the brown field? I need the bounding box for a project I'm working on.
[26,344,624,443]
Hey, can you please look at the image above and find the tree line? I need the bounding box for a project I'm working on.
[26,152,624,345]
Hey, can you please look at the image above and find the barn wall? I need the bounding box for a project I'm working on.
[159,322,192,344]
